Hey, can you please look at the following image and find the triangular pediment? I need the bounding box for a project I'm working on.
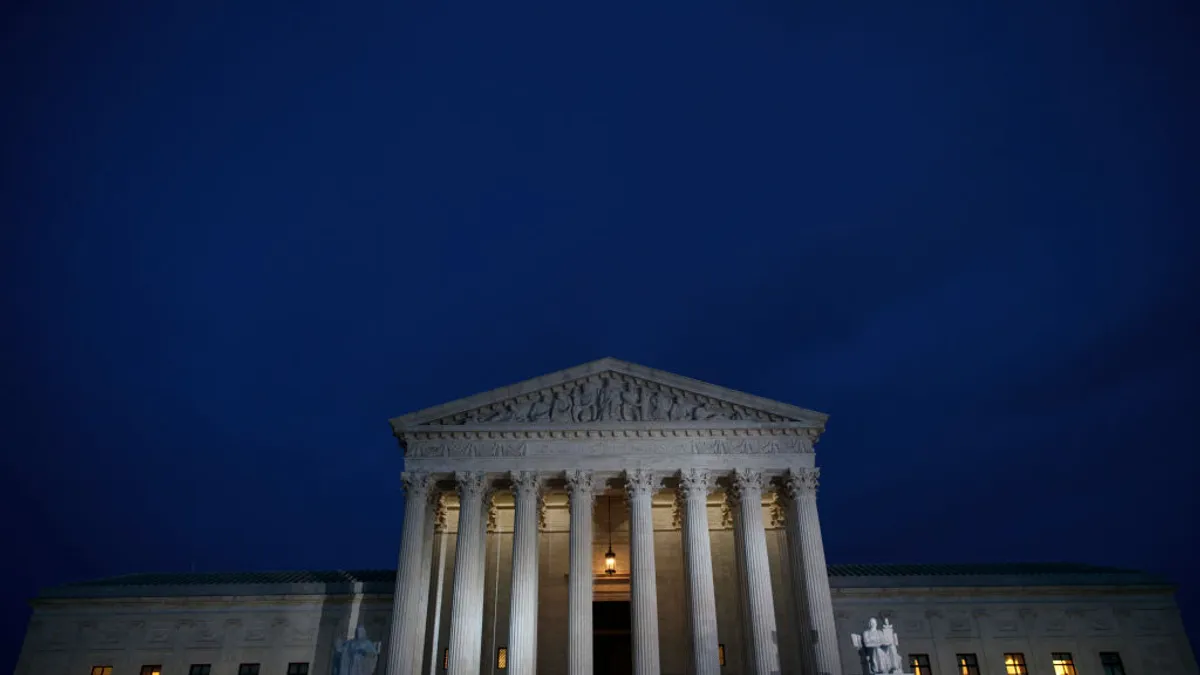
[390,358,827,431]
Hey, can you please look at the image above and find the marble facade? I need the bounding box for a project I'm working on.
[14,359,1199,675]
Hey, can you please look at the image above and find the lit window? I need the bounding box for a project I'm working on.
[141,667,162,675]
[718,644,726,667]
[1005,654,1028,675]
[957,654,980,675]
[190,667,212,675]
[1052,654,1077,675]
[444,648,450,670]
[1100,653,1124,675]
[238,665,261,675]
[91,668,113,675]
[287,664,310,675]
[910,654,932,675]
[497,647,508,669]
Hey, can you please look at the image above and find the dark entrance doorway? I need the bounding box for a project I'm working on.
[593,601,633,675]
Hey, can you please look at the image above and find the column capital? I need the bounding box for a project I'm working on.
[623,469,662,500]
[678,468,714,500]
[727,469,765,505]
[509,471,544,499]
[455,470,491,500]
[565,469,600,500]
[401,471,434,496]
[782,468,820,499]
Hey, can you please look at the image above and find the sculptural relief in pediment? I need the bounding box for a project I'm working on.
[425,373,788,426]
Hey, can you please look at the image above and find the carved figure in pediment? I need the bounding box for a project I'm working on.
[550,389,573,422]
[691,400,721,420]
[525,391,552,422]
[598,377,622,420]
[644,389,668,420]
[572,381,599,422]
[619,381,642,420]
[668,394,691,420]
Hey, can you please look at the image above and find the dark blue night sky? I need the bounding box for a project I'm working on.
[2,0,1198,670]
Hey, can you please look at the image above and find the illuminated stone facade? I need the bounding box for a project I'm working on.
[14,360,1198,675]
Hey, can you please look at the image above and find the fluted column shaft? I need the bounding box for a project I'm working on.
[731,470,780,675]
[409,492,443,675]
[679,469,720,675]
[388,472,434,675]
[626,470,663,675]
[775,497,815,675]
[567,471,598,675]
[508,472,542,675]
[447,472,492,675]
[784,469,842,675]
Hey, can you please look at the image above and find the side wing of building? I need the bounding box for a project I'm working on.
[15,500,1197,675]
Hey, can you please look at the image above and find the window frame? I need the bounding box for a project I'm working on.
[237,664,262,675]
[140,666,163,675]
[1100,652,1125,675]
[910,653,932,675]
[188,666,213,675]
[1052,653,1078,675]
[91,668,114,675]
[957,653,981,675]
[1004,653,1029,675]
[286,663,310,675]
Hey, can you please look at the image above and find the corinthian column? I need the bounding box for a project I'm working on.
[409,491,444,675]
[679,469,720,675]
[447,471,491,675]
[387,471,434,675]
[507,472,542,675]
[782,469,841,675]
[566,470,599,675]
[625,469,663,675]
[730,470,780,675]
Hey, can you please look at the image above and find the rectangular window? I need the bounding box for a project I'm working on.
[91,668,113,675]
[497,647,508,670]
[141,667,163,675]
[238,665,261,675]
[189,667,213,675]
[958,654,980,675]
[1100,653,1125,675]
[1005,654,1028,675]
[287,664,310,675]
[444,648,450,670]
[911,654,932,675]
[1053,653,1078,675]
[718,644,726,667]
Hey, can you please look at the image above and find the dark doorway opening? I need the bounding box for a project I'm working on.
[594,601,632,675]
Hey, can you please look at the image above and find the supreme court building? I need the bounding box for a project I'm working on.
[15,359,1198,675]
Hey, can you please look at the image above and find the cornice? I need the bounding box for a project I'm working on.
[404,434,814,459]
[831,585,1177,599]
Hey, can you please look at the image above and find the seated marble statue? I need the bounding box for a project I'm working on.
[851,617,906,675]
[333,625,381,675]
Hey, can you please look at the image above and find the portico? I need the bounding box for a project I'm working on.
[384,358,843,675]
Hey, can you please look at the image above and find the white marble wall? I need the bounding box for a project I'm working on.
[15,499,1198,675]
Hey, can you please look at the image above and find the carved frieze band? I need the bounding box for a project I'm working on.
[425,372,787,425]
[406,435,813,459]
